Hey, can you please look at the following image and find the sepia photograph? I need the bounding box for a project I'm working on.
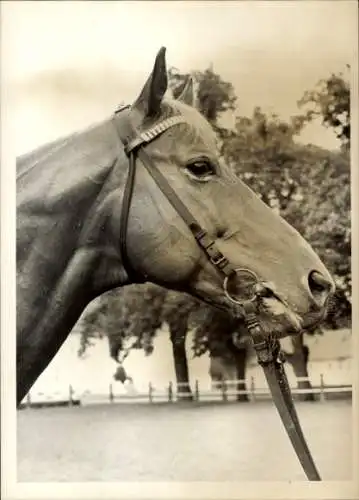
[1,1,358,498]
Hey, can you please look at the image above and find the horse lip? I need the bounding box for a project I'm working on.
[300,302,329,331]
[199,285,325,334]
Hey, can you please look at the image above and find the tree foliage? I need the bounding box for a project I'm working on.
[297,70,350,150]
[77,284,166,360]
[168,65,237,124]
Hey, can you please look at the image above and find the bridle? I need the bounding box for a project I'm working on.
[113,104,321,481]
[114,105,237,284]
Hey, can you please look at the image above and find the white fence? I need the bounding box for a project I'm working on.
[20,375,352,408]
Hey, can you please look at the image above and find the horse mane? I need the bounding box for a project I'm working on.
[15,116,114,181]
[17,134,75,175]
[16,118,122,214]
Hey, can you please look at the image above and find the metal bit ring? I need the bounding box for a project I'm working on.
[223,268,261,306]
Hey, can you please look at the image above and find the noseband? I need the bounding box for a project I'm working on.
[113,104,321,481]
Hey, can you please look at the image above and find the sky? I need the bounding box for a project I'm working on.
[2,0,357,155]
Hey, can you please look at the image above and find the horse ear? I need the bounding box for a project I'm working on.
[132,47,168,118]
[176,76,196,107]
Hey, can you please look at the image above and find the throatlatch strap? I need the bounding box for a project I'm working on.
[119,152,142,283]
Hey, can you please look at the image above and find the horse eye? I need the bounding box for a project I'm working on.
[186,160,216,180]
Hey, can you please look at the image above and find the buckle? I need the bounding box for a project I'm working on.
[115,103,130,114]
[210,254,228,268]
[124,136,143,155]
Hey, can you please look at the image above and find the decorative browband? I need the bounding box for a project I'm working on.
[124,115,187,154]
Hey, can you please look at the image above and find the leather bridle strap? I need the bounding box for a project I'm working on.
[113,105,321,481]
[113,107,236,282]
[138,147,235,274]
[243,303,321,481]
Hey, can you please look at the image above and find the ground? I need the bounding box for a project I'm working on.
[17,400,352,482]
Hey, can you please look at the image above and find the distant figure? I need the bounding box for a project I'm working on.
[113,364,129,384]
[209,355,235,391]
[113,364,137,395]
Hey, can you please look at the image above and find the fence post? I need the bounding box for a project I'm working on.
[109,383,114,403]
[250,376,256,402]
[320,374,325,402]
[26,392,31,408]
[69,384,73,406]
[195,380,199,401]
[148,382,153,403]
[168,381,173,402]
[221,380,228,402]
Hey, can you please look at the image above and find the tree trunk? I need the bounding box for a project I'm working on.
[169,323,193,401]
[287,334,314,402]
[233,348,249,402]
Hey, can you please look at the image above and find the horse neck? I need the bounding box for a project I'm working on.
[17,118,125,213]
[18,118,131,313]
[16,118,131,402]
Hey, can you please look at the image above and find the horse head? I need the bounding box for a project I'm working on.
[110,47,334,338]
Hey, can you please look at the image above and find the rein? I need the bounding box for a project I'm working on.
[113,105,321,481]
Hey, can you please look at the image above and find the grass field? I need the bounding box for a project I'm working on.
[17,400,352,482]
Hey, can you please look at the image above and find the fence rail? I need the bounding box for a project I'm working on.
[20,375,352,409]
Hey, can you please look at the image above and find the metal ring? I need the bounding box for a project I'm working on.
[223,268,260,306]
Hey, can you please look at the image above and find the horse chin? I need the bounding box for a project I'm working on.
[301,307,328,331]
[256,297,303,339]
[190,283,309,340]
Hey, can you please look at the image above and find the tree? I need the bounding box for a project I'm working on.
[297,70,350,150]
[169,65,237,124]
[283,149,351,322]
[105,285,166,362]
[77,284,200,399]
[77,284,166,367]
[161,292,199,399]
[77,296,109,358]
[222,106,312,211]
[168,65,237,149]
[292,71,351,314]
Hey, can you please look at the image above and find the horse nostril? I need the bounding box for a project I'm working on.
[308,270,333,307]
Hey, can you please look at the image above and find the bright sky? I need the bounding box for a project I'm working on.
[2,0,357,154]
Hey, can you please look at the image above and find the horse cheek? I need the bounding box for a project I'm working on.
[130,223,201,284]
